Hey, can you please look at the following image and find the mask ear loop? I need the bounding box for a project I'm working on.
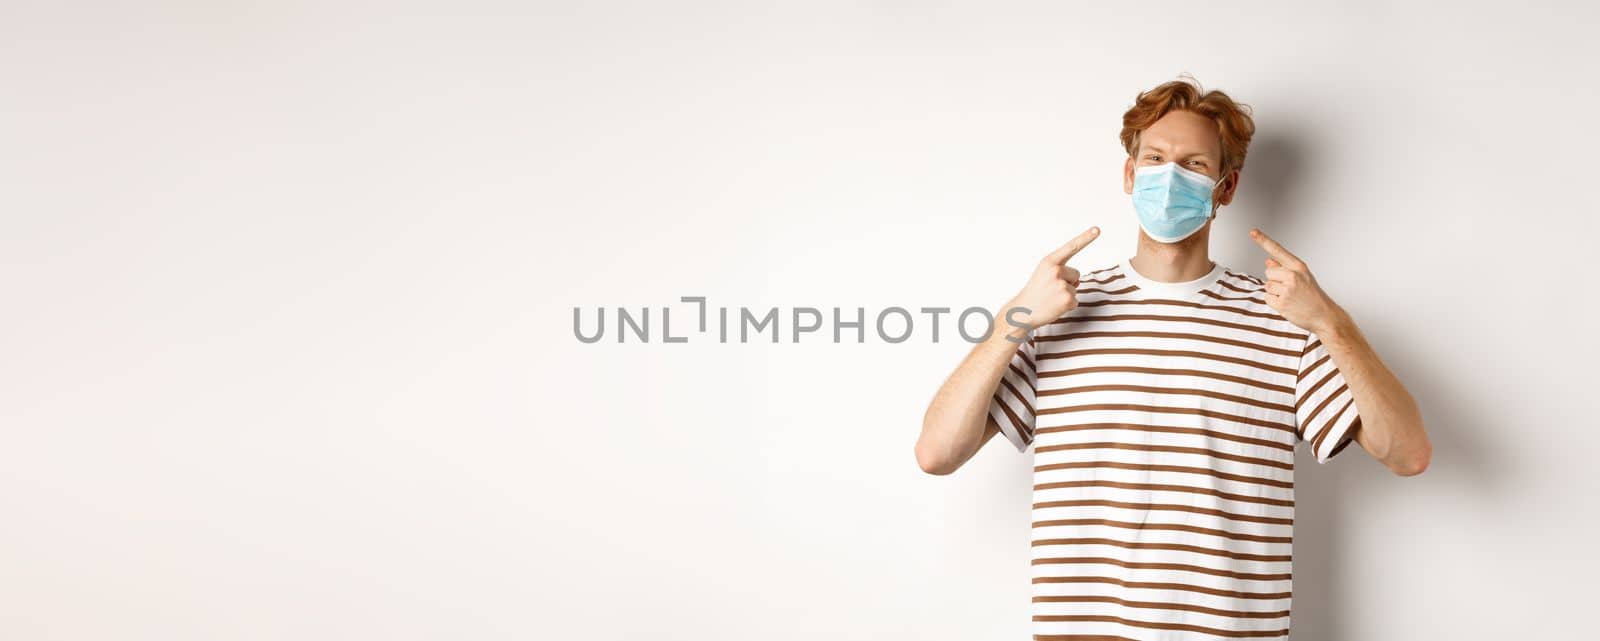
[1208,172,1232,218]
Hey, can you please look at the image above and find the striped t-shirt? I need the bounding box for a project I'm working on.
[987,257,1361,640]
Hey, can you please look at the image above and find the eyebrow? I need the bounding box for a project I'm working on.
[1141,145,1213,160]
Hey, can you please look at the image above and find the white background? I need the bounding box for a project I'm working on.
[4,1,1597,639]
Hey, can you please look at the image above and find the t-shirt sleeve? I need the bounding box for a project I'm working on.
[987,332,1039,453]
[1294,332,1362,464]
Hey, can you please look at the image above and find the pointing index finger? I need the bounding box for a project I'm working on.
[1250,228,1303,268]
[1046,226,1100,264]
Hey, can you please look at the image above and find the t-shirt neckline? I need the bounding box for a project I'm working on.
[1117,256,1226,300]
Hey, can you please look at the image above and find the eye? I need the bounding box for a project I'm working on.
[1186,160,1205,167]
[1144,154,1162,162]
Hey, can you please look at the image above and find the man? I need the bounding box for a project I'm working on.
[914,78,1431,640]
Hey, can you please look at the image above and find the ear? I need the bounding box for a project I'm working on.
[1123,156,1136,195]
[1215,169,1241,206]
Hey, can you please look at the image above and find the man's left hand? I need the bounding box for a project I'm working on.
[1250,228,1345,336]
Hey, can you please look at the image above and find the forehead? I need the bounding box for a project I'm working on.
[1139,109,1222,156]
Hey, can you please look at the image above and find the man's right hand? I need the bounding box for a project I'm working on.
[1003,226,1100,330]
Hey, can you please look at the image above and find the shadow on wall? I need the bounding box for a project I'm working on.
[1226,131,1304,245]
[1235,129,1505,641]
[1290,327,1503,640]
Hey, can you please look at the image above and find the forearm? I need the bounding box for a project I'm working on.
[916,313,1030,474]
[916,226,1098,475]
[1316,306,1431,475]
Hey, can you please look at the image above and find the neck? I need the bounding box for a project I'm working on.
[1130,226,1215,283]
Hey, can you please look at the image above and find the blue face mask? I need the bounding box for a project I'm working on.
[1131,162,1220,243]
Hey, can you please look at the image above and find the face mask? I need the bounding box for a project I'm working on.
[1131,162,1220,243]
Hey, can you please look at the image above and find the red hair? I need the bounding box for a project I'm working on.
[1120,76,1256,178]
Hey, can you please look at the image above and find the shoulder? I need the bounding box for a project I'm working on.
[1074,263,1131,296]
[1079,263,1122,282]
[1219,266,1266,290]
[1211,266,1310,338]
[1031,263,1123,340]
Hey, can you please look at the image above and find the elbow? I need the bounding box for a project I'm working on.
[1393,456,1428,477]
[915,438,956,476]
[916,405,961,476]
[1390,440,1432,477]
